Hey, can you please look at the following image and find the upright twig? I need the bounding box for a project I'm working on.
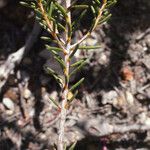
[21,0,116,149]
[57,0,72,149]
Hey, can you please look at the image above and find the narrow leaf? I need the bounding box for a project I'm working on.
[72,9,87,30]
[20,1,30,7]
[70,60,87,77]
[48,1,54,18]
[69,141,77,150]
[78,45,101,50]
[70,78,84,91]
[106,0,117,8]
[55,2,67,17]
[95,0,101,5]
[69,44,79,58]
[99,13,112,24]
[90,5,96,17]
[41,36,57,43]
[46,45,63,52]
[71,58,86,67]
[44,66,63,87]
[49,96,60,109]
[71,5,89,9]
[54,55,66,69]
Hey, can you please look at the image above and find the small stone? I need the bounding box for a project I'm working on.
[99,53,107,64]
[102,90,118,105]
[6,110,14,115]
[145,117,150,125]
[23,89,32,99]
[125,91,134,105]
[2,97,15,111]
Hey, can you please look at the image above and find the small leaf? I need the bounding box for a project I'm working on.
[78,45,101,50]
[69,141,77,150]
[70,60,87,77]
[41,37,57,43]
[95,0,101,5]
[90,5,96,17]
[99,13,112,24]
[64,143,67,150]
[49,96,60,109]
[69,44,79,58]
[20,1,30,7]
[46,45,63,52]
[71,5,89,9]
[71,58,86,67]
[106,0,117,8]
[44,66,63,87]
[70,78,84,91]
[54,55,66,69]
[55,2,67,17]
[48,1,54,18]
[72,9,87,30]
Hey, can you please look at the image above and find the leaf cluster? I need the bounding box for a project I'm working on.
[21,0,116,113]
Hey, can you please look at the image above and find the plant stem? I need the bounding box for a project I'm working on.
[58,44,70,150]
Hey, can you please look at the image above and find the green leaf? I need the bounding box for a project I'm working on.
[106,0,117,8]
[55,2,67,17]
[78,45,101,50]
[41,37,57,43]
[69,44,79,58]
[44,66,63,87]
[46,45,63,52]
[69,141,77,150]
[54,55,66,69]
[48,1,54,18]
[70,78,84,91]
[20,1,30,7]
[99,13,112,24]
[49,49,66,70]
[70,60,87,77]
[90,5,96,17]
[49,96,60,109]
[71,5,89,9]
[72,9,87,30]
[71,58,86,67]
[95,0,101,5]
[64,143,67,150]
[57,23,66,31]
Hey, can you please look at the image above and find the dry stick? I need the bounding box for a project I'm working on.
[0,21,41,92]
[86,122,150,137]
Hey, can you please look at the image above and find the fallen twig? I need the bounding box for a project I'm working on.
[0,21,41,92]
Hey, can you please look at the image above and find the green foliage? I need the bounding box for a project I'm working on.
[21,0,116,149]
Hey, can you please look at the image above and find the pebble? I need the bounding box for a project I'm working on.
[2,97,15,111]
[125,91,134,105]
[23,89,32,99]
[102,90,118,105]
[145,117,150,125]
